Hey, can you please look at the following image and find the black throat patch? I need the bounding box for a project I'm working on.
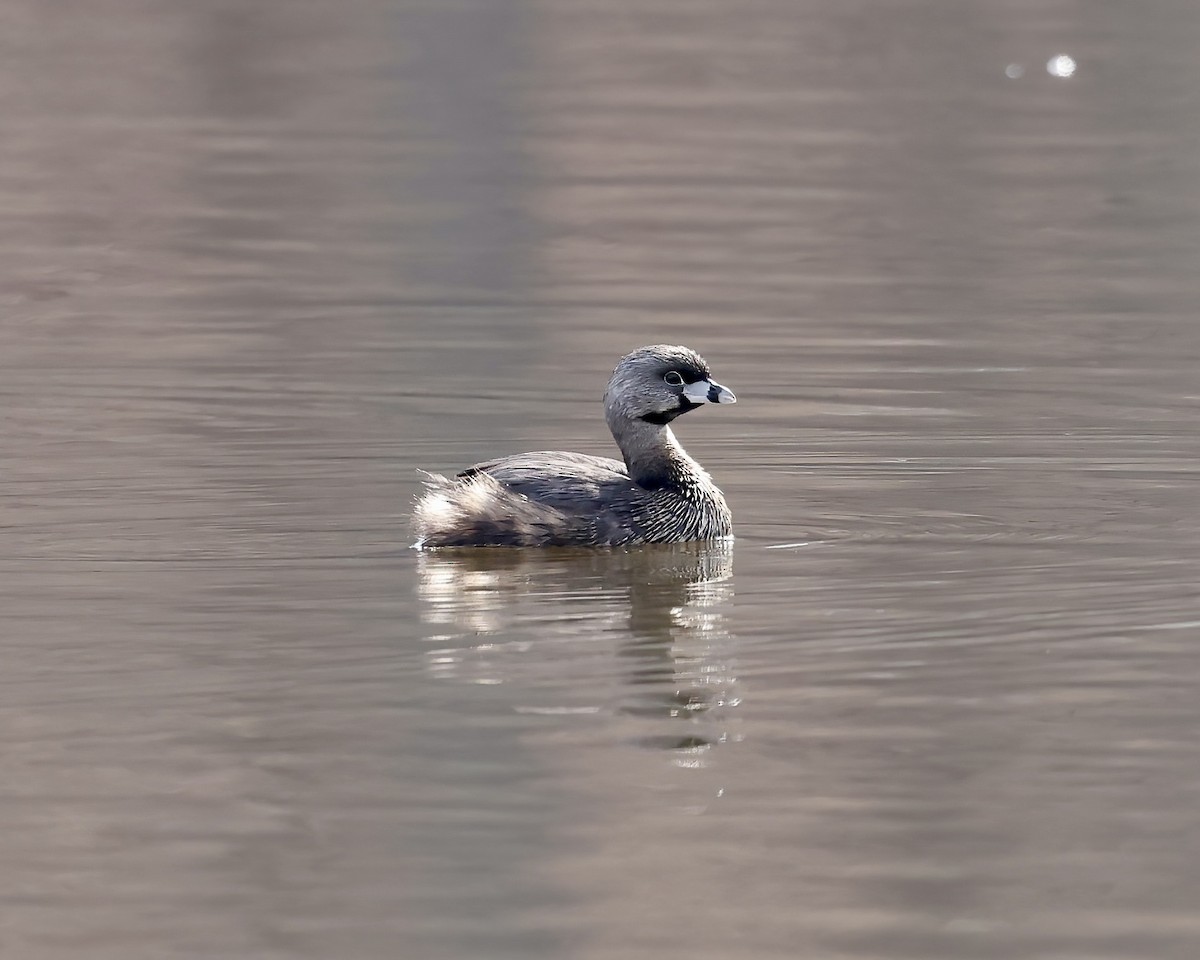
[639,399,701,425]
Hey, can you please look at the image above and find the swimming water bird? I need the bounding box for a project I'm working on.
[413,344,736,548]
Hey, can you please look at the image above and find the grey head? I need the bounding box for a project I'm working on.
[604,344,736,427]
[603,344,736,488]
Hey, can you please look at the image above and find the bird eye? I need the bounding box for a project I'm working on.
[664,371,684,386]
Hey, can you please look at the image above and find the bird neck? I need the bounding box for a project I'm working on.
[608,416,694,490]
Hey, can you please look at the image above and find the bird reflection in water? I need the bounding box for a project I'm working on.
[417,541,739,759]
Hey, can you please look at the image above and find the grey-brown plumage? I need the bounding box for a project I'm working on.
[413,344,736,548]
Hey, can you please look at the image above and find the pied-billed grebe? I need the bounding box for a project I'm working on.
[413,344,736,548]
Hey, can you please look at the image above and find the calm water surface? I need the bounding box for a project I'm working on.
[4,1,1200,958]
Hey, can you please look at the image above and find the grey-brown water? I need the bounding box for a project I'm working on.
[4,1,1200,957]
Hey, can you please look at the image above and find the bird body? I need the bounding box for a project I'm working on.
[413,345,735,548]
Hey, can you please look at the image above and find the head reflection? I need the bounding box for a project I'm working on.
[417,542,738,757]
